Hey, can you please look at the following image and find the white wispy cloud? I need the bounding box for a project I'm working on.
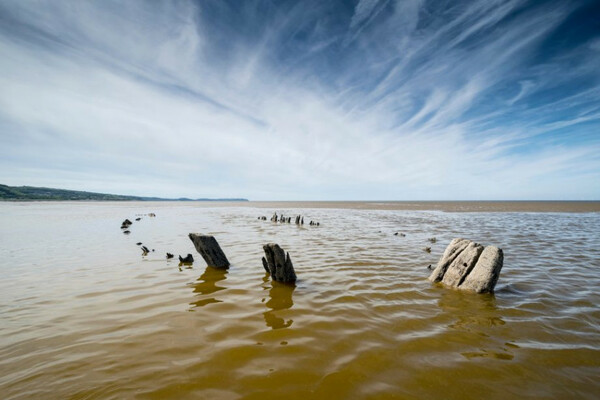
[0,0,598,200]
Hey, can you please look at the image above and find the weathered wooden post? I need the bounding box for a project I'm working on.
[262,243,297,283]
[188,234,230,269]
[428,238,504,293]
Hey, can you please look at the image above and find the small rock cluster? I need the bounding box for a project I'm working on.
[120,214,189,262]
[121,219,132,233]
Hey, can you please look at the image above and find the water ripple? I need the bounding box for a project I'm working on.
[0,202,599,399]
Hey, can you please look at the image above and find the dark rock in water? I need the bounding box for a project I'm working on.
[166,253,174,259]
[394,232,398,236]
[188,233,230,269]
[148,213,156,217]
[400,233,406,237]
[123,230,130,234]
[152,249,154,252]
[179,254,194,263]
[141,246,149,255]
[135,218,141,221]
[136,242,142,246]
[427,264,433,270]
[428,238,504,293]
[262,243,296,283]
[428,237,437,243]
[121,219,132,227]
[424,247,431,253]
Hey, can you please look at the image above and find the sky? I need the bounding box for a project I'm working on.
[0,0,599,200]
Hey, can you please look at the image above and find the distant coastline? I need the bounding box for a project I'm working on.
[0,184,248,202]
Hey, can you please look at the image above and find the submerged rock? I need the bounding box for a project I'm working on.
[166,253,174,259]
[428,238,504,293]
[188,234,230,269]
[262,243,296,283]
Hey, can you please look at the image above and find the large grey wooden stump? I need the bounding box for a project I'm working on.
[188,233,230,269]
[428,238,503,293]
[262,243,297,283]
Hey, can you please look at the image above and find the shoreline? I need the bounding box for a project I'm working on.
[2,200,599,213]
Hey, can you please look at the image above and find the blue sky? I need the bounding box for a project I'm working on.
[0,0,599,200]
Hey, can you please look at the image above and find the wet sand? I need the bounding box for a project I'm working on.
[245,201,600,213]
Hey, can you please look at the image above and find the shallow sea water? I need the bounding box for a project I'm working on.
[0,201,599,399]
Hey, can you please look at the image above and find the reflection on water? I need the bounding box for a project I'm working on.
[263,280,295,330]
[189,266,228,309]
[178,261,193,270]
[438,289,502,328]
[437,289,514,360]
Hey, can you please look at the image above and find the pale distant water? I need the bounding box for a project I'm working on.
[1,201,599,399]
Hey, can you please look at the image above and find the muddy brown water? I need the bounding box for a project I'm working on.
[0,201,599,399]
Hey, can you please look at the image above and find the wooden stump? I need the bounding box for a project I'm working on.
[188,234,230,269]
[262,243,297,283]
[428,238,504,293]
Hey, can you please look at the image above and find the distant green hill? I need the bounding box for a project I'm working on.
[0,184,248,202]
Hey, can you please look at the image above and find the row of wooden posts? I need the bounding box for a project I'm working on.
[188,233,297,283]
[257,213,320,226]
